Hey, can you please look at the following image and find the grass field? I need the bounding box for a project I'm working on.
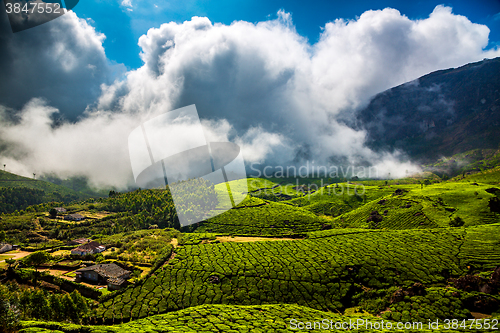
[0,254,14,261]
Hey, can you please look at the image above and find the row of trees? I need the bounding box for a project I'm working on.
[0,187,45,214]
[104,188,181,229]
[0,282,93,332]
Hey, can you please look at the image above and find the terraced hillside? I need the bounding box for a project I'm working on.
[288,183,392,216]
[198,172,500,234]
[96,223,500,323]
[424,149,500,177]
[0,170,93,212]
[327,182,497,230]
[195,197,327,235]
[329,194,438,229]
[2,170,499,332]
[455,166,500,185]
[199,178,426,235]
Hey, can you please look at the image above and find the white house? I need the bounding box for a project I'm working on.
[0,243,13,254]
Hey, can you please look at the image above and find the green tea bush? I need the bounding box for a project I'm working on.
[382,287,471,322]
[96,225,500,322]
[196,199,326,235]
[19,303,500,333]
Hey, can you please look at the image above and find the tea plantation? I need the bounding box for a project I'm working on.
[2,168,500,332]
[195,197,327,235]
[95,223,500,323]
[197,172,500,235]
[19,303,500,333]
[3,58,500,332]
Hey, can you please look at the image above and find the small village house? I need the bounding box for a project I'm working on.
[107,277,128,291]
[0,243,13,254]
[54,207,67,213]
[75,263,130,290]
[64,213,85,221]
[67,238,92,246]
[70,241,105,256]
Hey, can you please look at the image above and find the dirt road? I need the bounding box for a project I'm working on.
[0,250,31,263]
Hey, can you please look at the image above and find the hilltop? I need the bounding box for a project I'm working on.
[0,170,98,213]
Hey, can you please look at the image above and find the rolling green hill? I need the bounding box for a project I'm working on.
[195,173,500,235]
[424,149,500,178]
[455,166,500,185]
[0,170,95,213]
[195,196,328,235]
[2,167,500,332]
[329,180,500,229]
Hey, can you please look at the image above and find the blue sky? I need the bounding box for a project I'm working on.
[72,0,500,69]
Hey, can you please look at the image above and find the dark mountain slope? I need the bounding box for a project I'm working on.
[357,57,500,162]
[0,170,94,212]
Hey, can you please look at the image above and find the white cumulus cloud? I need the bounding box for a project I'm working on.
[0,11,122,119]
[1,6,499,187]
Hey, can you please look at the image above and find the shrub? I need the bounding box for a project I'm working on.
[449,216,465,227]
[0,298,19,333]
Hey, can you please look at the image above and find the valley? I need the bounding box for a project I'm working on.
[1,58,500,332]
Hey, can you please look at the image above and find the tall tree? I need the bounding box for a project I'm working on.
[24,251,52,271]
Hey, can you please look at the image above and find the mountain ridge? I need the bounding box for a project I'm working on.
[357,57,500,162]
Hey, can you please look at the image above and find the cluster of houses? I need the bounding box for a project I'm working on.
[3,217,131,290]
[11,204,132,291]
[75,263,130,290]
[67,238,131,290]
